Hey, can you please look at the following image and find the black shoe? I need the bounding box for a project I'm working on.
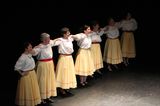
[60,93,71,98]
[65,91,74,96]
[96,70,102,75]
[78,83,86,88]
[50,96,55,99]
[45,98,54,103]
[40,100,46,105]
[84,82,91,87]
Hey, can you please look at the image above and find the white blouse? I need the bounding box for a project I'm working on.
[15,54,35,72]
[71,33,92,49]
[120,18,138,31]
[54,36,74,54]
[90,30,104,42]
[105,26,120,38]
[33,40,56,60]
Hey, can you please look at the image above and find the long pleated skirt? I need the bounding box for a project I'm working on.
[75,48,95,76]
[91,43,103,70]
[121,32,136,58]
[15,70,41,106]
[36,60,57,100]
[103,38,123,64]
[56,55,77,89]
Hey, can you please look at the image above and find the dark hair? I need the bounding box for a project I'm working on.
[60,27,69,35]
[90,20,99,30]
[79,25,90,33]
[23,42,31,49]
[91,20,99,26]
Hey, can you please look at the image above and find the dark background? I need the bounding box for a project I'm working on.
[2,0,160,105]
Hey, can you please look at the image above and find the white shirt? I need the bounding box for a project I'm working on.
[71,33,92,49]
[105,26,120,38]
[33,40,56,60]
[54,37,74,54]
[15,54,35,72]
[120,18,138,31]
[90,30,104,42]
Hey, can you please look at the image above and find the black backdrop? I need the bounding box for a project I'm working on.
[2,0,160,105]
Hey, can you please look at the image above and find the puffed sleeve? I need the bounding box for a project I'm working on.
[71,33,85,41]
[98,30,105,36]
[50,38,62,47]
[32,45,41,56]
[115,22,121,29]
[14,55,25,71]
[132,19,138,31]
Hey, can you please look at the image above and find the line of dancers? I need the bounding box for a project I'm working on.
[14,12,137,106]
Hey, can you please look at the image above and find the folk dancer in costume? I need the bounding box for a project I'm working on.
[33,33,57,104]
[90,20,105,76]
[103,18,123,71]
[120,12,138,66]
[14,42,41,106]
[71,25,95,87]
[54,27,77,97]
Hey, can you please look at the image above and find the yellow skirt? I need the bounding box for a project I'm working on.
[15,70,41,106]
[91,43,103,70]
[121,32,136,58]
[103,38,123,64]
[75,48,95,76]
[36,60,57,99]
[56,55,77,89]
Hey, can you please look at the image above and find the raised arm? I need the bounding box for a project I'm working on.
[70,33,85,41]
